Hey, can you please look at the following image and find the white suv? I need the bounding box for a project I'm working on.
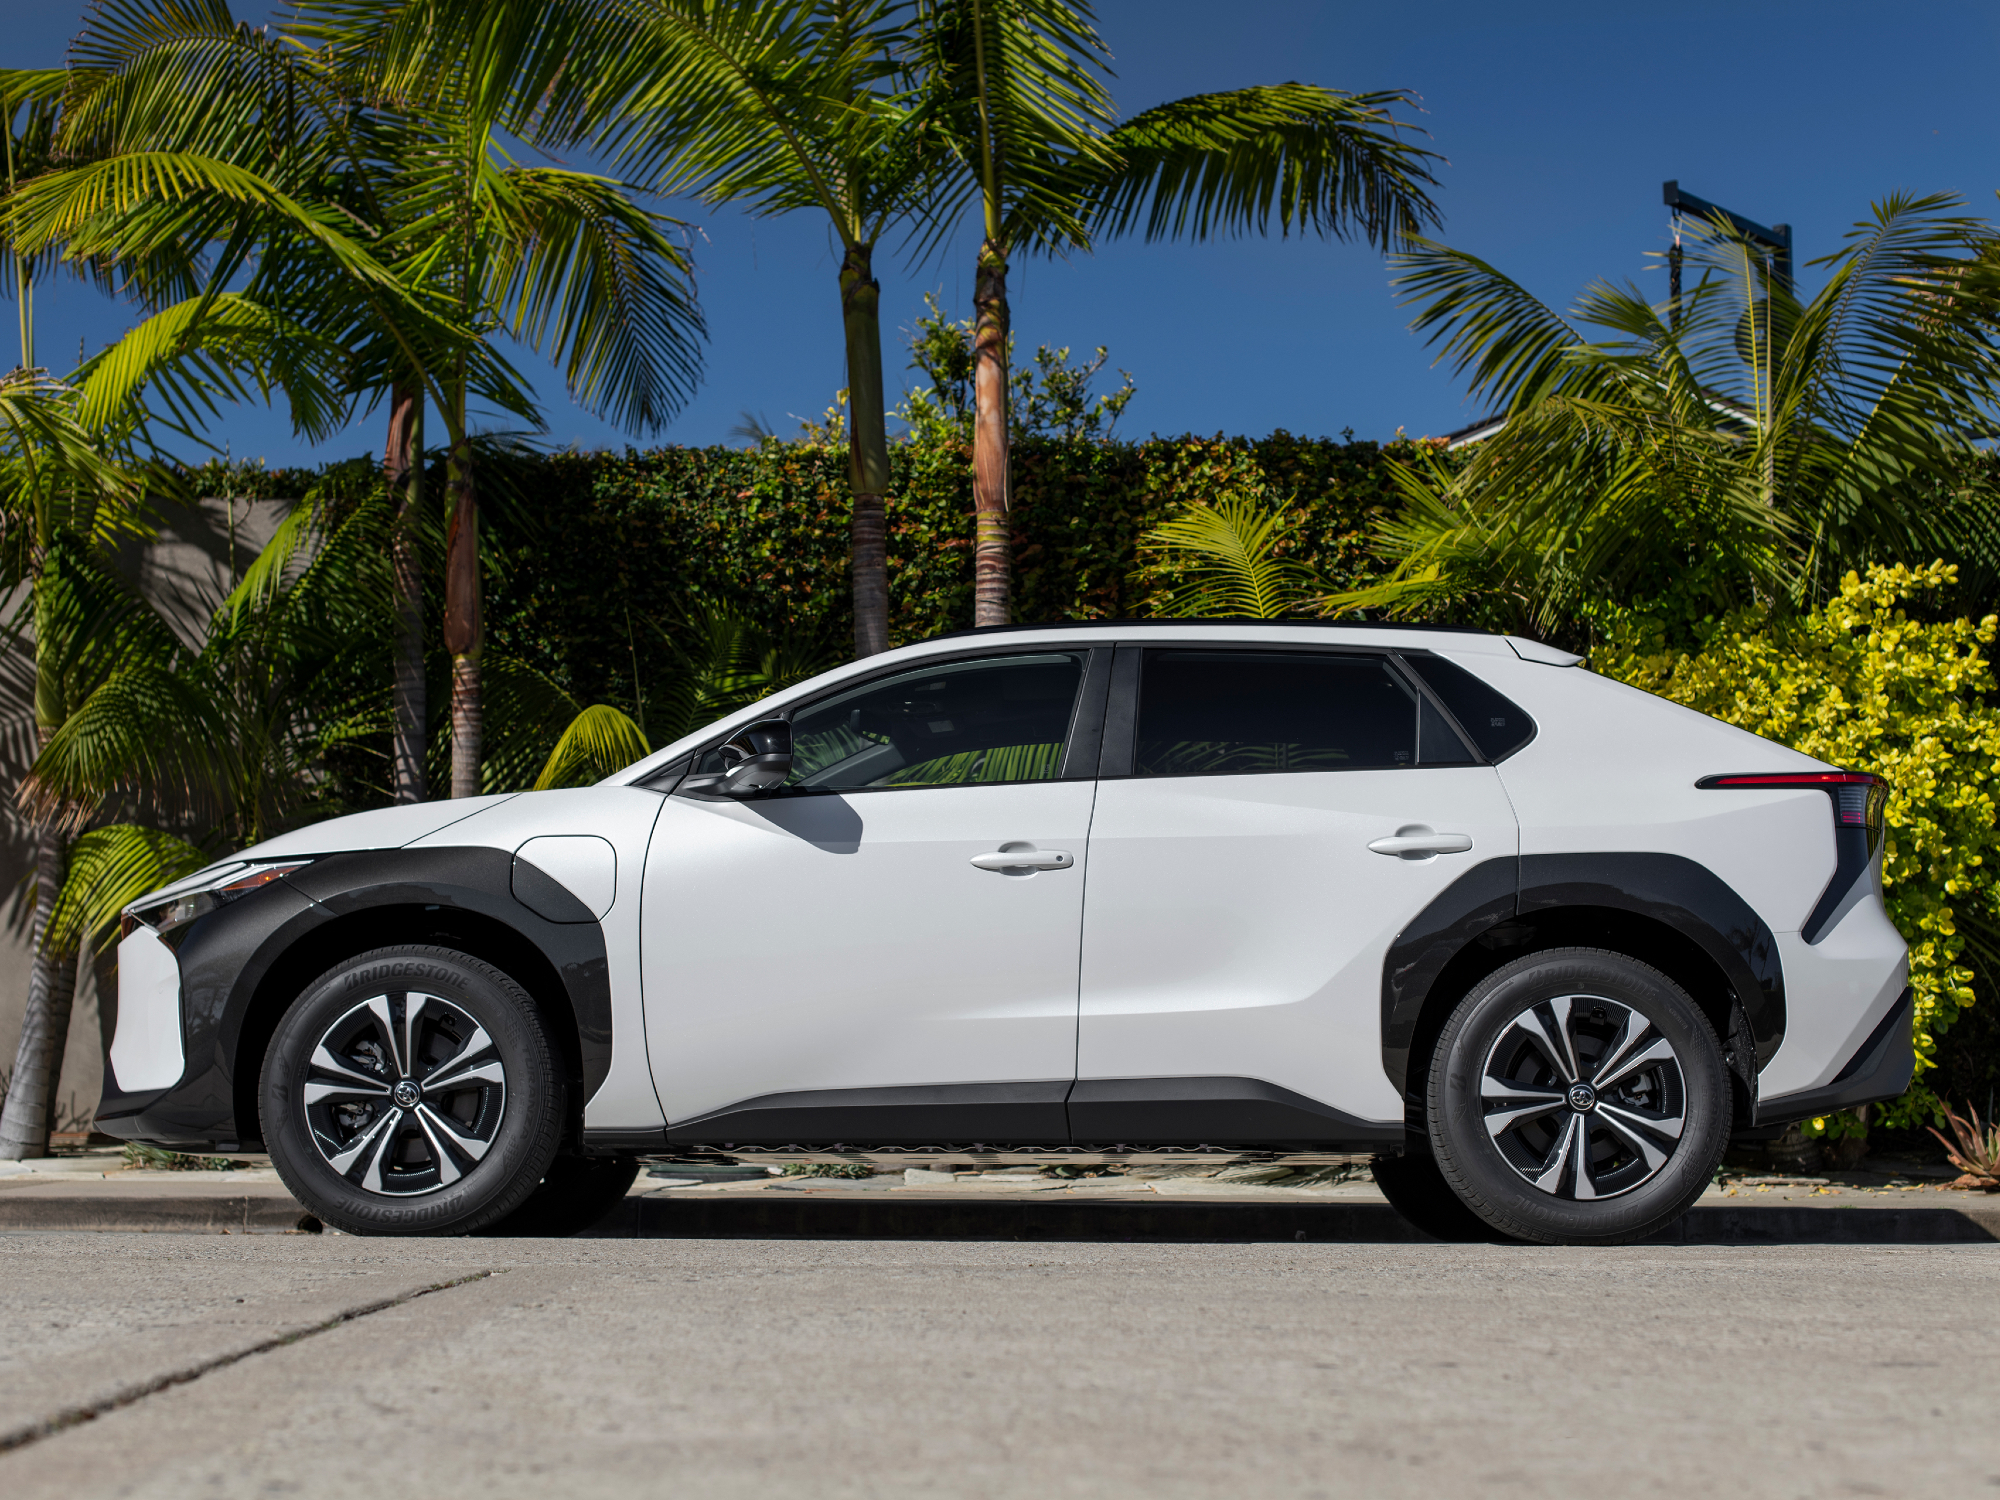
[98,622,1911,1244]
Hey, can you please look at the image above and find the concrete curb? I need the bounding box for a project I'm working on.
[6,1189,1997,1243]
[0,1195,317,1233]
[578,1194,2000,1244]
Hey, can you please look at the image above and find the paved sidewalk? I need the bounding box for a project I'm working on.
[3,1150,1996,1240]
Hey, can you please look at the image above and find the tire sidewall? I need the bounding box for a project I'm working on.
[1429,950,1730,1245]
[260,945,564,1236]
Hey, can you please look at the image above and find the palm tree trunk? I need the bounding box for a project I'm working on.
[840,242,891,658]
[972,236,1011,627]
[386,383,426,803]
[443,438,482,797]
[0,739,75,1160]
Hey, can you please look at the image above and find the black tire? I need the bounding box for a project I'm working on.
[1370,1152,1507,1242]
[1427,948,1731,1246]
[480,1154,641,1237]
[259,945,565,1237]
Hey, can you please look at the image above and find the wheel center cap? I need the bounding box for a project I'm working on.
[391,1080,421,1109]
[1567,1082,1597,1112]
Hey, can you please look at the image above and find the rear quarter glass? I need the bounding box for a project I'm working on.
[1442,651,1837,933]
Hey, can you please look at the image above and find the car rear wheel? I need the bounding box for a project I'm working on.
[1427,948,1730,1246]
[260,945,565,1236]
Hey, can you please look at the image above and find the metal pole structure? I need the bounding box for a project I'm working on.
[1662,180,1793,294]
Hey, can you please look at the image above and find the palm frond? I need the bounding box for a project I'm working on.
[1072,85,1441,250]
[487,166,705,434]
[75,291,353,441]
[1138,496,1323,619]
[535,702,651,790]
[1392,237,1592,411]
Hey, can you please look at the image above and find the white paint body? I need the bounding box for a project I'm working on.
[128,621,1910,1135]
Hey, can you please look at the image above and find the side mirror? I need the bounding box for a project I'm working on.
[697,719,792,797]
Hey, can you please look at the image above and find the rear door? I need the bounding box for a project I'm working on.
[1074,645,1519,1140]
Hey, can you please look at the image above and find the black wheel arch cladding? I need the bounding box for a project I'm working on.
[1381,852,1785,1106]
[110,846,610,1151]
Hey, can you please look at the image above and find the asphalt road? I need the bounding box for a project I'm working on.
[3,1232,1997,1498]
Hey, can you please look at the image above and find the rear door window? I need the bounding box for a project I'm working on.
[1134,650,1433,777]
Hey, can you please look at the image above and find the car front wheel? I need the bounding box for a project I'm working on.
[260,945,565,1236]
[1428,948,1731,1246]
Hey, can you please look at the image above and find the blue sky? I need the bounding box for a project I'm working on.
[14,0,2000,468]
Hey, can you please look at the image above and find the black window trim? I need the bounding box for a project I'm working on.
[1398,648,1539,763]
[672,642,1113,800]
[1390,650,1491,768]
[1096,639,1494,782]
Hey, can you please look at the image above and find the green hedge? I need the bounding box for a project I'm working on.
[475,431,1414,715]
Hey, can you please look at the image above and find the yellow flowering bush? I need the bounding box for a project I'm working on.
[1593,562,2000,1128]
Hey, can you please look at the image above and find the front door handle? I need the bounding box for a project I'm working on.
[970,847,1074,872]
[1368,831,1474,859]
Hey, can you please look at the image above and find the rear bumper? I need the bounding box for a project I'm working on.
[1755,986,1914,1127]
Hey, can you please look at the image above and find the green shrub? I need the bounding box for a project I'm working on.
[478,432,1409,719]
[1594,562,2000,1128]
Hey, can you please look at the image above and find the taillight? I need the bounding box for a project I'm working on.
[1697,771,1887,839]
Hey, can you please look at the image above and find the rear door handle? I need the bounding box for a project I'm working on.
[970,847,1074,871]
[1368,832,1474,858]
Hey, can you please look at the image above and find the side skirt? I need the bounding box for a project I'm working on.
[582,1077,1402,1158]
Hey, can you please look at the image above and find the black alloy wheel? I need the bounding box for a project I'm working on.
[1428,948,1730,1246]
[262,945,564,1236]
[299,990,506,1196]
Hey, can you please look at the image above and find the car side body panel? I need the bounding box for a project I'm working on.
[402,786,669,1134]
[1442,649,1839,932]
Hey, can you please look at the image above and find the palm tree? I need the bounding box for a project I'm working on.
[909,0,1444,624]
[0,373,146,1159]
[423,0,952,658]
[28,482,402,954]
[9,0,708,799]
[1354,196,2000,634]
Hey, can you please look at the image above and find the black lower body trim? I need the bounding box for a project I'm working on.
[94,1083,173,1136]
[581,1127,670,1153]
[657,1077,1401,1152]
[667,1081,1072,1147]
[1068,1076,1402,1151]
[1755,987,1914,1127]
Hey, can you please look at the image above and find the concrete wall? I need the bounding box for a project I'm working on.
[0,495,294,1132]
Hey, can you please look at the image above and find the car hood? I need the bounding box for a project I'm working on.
[218,794,523,868]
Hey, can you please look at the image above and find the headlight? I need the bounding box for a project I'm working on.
[120,861,312,942]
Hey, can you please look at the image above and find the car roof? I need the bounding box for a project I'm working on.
[925,617,1500,643]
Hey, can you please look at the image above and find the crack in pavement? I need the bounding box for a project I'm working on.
[0,1269,500,1456]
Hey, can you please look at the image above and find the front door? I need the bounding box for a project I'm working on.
[1074,646,1519,1143]
[643,648,1103,1145]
